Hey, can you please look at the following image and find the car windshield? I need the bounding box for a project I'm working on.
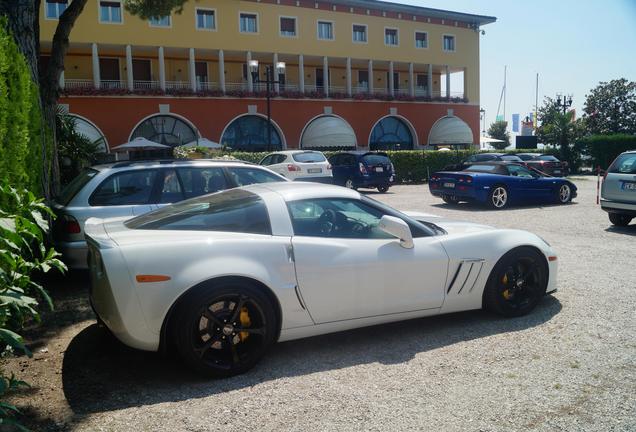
[125,188,271,234]
[538,155,560,161]
[292,152,326,163]
[500,155,523,161]
[609,153,636,174]
[362,154,390,165]
[516,154,537,161]
[56,169,99,205]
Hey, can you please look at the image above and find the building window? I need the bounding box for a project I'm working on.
[443,35,456,52]
[240,13,258,33]
[370,117,414,151]
[280,17,297,37]
[415,31,428,48]
[358,70,369,90]
[149,15,171,27]
[99,1,122,23]
[220,115,283,152]
[385,28,398,46]
[416,74,428,92]
[317,21,333,40]
[352,24,367,43]
[45,0,67,19]
[196,9,216,30]
[131,115,197,147]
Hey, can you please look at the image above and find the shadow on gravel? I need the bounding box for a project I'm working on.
[61,295,561,415]
[604,225,636,236]
[430,201,578,212]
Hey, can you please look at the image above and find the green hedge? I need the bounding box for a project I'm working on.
[200,149,549,184]
[0,19,42,193]
[577,134,636,170]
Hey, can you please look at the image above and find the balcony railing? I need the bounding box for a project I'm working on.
[61,79,468,102]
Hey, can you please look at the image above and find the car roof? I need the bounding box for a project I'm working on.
[92,158,255,171]
[270,150,323,155]
[332,151,389,156]
[244,181,360,201]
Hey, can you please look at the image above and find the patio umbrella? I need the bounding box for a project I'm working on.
[480,136,505,144]
[112,137,171,152]
[184,138,223,149]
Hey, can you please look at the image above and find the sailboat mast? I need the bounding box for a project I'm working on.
[535,73,539,133]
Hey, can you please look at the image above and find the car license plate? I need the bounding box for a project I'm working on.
[444,182,455,188]
[623,182,636,191]
[375,167,384,172]
[553,170,561,174]
[308,168,322,174]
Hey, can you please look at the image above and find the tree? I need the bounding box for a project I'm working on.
[583,78,636,135]
[536,97,586,169]
[0,0,188,198]
[487,121,510,150]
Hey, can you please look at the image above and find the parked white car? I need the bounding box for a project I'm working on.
[601,150,636,226]
[86,182,558,377]
[52,159,287,269]
[259,150,332,182]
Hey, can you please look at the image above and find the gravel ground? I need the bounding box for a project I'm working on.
[5,178,636,431]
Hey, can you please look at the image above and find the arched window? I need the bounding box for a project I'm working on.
[130,115,197,147]
[220,115,282,151]
[369,116,414,150]
[69,115,107,152]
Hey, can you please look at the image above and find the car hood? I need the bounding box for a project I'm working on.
[402,211,496,236]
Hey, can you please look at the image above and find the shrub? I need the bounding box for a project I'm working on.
[577,134,636,170]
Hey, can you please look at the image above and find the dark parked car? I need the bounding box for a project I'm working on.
[328,151,395,193]
[444,153,524,171]
[429,161,577,209]
[516,153,569,177]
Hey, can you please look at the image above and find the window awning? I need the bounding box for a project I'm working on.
[300,116,356,149]
[428,116,474,145]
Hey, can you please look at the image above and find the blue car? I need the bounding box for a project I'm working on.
[328,151,395,193]
[429,162,577,209]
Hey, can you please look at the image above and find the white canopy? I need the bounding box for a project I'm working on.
[184,138,222,149]
[300,116,356,149]
[112,137,170,151]
[480,136,505,144]
[428,116,474,145]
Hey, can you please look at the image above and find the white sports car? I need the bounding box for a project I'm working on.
[86,182,558,377]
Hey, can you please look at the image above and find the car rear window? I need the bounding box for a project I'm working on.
[362,154,390,165]
[292,152,326,163]
[537,155,560,161]
[465,164,498,172]
[125,188,271,234]
[516,154,537,161]
[57,169,99,205]
[500,155,523,161]
[609,154,636,174]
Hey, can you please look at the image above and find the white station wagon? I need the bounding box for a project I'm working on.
[86,182,558,377]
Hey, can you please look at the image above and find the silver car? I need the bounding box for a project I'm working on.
[601,150,636,226]
[52,159,288,269]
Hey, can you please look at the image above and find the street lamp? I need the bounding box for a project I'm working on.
[556,93,573,115]
[479,108,486,134]
[249,59,286,151]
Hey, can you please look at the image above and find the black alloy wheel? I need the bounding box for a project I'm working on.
[377,185,390,193]
[173,283,276,377]
[484,247,548,317]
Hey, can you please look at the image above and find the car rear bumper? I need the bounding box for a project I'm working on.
[56,240,89,270]
[429,184,488,202]
[292,176,334,184]
[600,198,636,215]
[356,175,394,188]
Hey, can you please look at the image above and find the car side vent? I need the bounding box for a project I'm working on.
[447,259,485,295]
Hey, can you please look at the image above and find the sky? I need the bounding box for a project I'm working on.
[392,0,636,134]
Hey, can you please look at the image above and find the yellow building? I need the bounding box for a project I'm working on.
[40,0,495,151]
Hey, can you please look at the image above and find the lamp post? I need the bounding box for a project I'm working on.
[556,93,573,115]
[249,59,286,151]
[480,108,486,134]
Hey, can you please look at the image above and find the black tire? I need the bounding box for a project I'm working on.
[442,195,460,205]
[488,185,509,209]
[556,183,572,204]
[344,178,357,190]
[172,282,277,378]
[609,213,633,227]
[484,247,548,317]
[377,185,389,193]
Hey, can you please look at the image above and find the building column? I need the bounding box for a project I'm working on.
[59,70,65,90]
[91,43,100,89]
[322,56,329,96]
[273,53,279,93]
[408,63,414,97]
[446,65,451,100]
[298,54,304,94]
[463,66,468,100]
[427,63,433,98]
[246,51,253,92]
[368,59,374,94]
[158,46,166,91]
[125,45,134,91]
[388,61,394,96]
[345,57,352,97]
[189,48,197,92]
[218,49,225,93]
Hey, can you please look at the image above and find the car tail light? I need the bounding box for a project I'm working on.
[287,164,300,172]
[326,164,332,170]
[390,162,395,173]
[465,177,473,183]
[359,163,368,174]
[61,215,81,234]
[431,175,440,181]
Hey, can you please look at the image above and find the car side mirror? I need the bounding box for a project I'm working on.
[378,215,414,249]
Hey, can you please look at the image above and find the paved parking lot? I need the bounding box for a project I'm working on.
[8,178,636,431]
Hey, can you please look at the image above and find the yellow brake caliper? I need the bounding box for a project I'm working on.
[502,273,512,300]
[239,307,251,342]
